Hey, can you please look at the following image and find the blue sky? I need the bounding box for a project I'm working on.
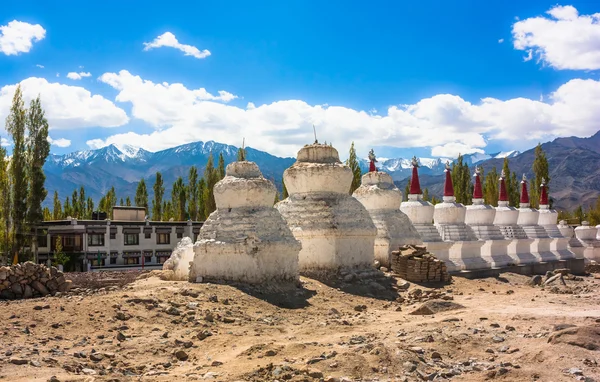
[2,0,600,159]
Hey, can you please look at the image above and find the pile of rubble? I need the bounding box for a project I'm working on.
[0,262,71,299]
[391,245,451,283]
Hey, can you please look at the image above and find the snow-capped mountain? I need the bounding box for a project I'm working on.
[462,150,521,166]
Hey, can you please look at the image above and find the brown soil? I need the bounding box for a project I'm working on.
[1,271,599,382]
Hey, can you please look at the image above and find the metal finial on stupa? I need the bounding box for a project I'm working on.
[411,156,419,168]
[445,161,451,172]
[368,149,377,172]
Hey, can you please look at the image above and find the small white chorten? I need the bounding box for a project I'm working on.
[432,162,482,270]
[493,170,533,264]
[276,143,377,273]
[353,149,422,267]
[464,167,510,268]
[537,179,575,260]
[400,157,453,264]
[189,161,301,284]
[570,221,600,262]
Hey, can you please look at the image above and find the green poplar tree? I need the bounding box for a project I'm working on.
[135,178,149,213]
[152,172,164,221]
[72,190,79,217]
[404,177,411,202]
[531,143,550,209]
[126,196,131,206]
[63,196,72,218]
[78,186,86,219]
[237,147,246,161]
[0,144,11,261]
[217,152,226,180]
[119,198,124,206]
[451,155,471,205]
[103,187,117,219]
[345,142,362,194]
[197,178,206,220]
[187,166,199,220]
[171,177,186,221]
[52,191,62,220]
[203,153,218,217]
[25,95,50,263]
[43,207,51,221]
[483,166,499,206]
[509,171,520,207]
[86,197,94,219]
[6,85,28,257]
[423,188,430,202]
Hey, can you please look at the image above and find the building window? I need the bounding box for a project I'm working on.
[145,232,151,239]
[126,257,139,265]
[158,255,170,264]
[38,235,48,248]
[110,257,117,265]
[177,232,183,239]
[64,236,75,247]
[88,234,105,246]
[124,234,139,245]
[144,256,152,264]
[156,233,170,245]
[110,232,116,240]
[91,258,105,266]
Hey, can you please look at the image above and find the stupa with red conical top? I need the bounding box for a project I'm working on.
[432,162,477,241]
[354,149,422,267]
[400,156,441,242]
[537,178,559,234]
[465,167,503,239]
[516,174,548,240]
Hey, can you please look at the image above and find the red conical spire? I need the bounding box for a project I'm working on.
[540,177,549,205]
[443,162,454,197]
[409,156,422,195]
[498,170,508,202]
[473,167,483,199]
[520,174,529,204]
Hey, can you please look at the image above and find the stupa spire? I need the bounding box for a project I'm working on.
[539,177,549,206]
[443,161,454,197]
[498,169,508,202]
[409,156,422,195]
[368,148,377,173]
[520,174,529,204]
[473,166,483,199]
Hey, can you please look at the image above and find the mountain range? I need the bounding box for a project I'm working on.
[42,131,600,212]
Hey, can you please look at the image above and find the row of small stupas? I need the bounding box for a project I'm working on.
[179,142,599,285]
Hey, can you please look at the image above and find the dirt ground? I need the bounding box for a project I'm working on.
[0,269,599,382]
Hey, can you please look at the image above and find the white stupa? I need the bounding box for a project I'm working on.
[400,157,453,267]
[493,170,533,264]
[464,167,510,268]
[189,161,301,284]
[276,143,377,273]
[570,221,600,262]
[432,162,483,270]
[353,149,422,267]
[537,178,575,260]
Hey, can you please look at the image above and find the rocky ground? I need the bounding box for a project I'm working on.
[0,268,599,382]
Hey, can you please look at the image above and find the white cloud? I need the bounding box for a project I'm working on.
[512,5,600,70]
[498,38,504,43]
[0,77,129,130]
[47,136,71,147]
[36,64,44,68]
[432,143,484,157]
[66,72,92,80]
[0,20,45,56]
[86,70,600,158]
[0,137,9,147]
[143,32,211,59]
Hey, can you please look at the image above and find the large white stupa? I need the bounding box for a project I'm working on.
[276,143,377,273]
[353,150,422,267]
[189,161,301,284]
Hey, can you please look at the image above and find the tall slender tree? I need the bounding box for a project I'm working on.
[217,153,226,180]
[187,166,199,220]
[197,178,206,220]
[237,146,246,161]
[63,196,72,218]
[152,172,164,221]
[119,198,124,206]
[52,191,62,220]
[104,187,117,219]
[531,143,550,209]
[126,196,131,206]
[483,166,499,206]
[171,177,187,220]
[72,190,79,217]
[203,153,218,217]
[6,86,28,257]
[25,95,50,262]
[78,186,86,219]
[404,177,411,202]
[345,142,362,194]
[86,197,94,219]
[423,188,430,202]
[451,155,471,205]
[135,178,149,213]
[0,144,11,261]
[502,158,520,207]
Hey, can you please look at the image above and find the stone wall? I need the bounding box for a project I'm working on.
[0,262,72,299]
[391,245,451,283]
